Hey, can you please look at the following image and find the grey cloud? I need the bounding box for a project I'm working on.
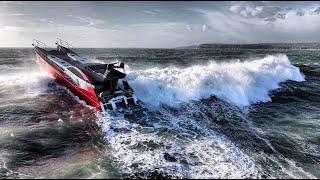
[185,24,192,32]
[0,1,23,5]
[264,17,277,22]
[197,8,320,44]
[201,24,207,32]
[310,6,320,15]
[1,1,320,47]
[0,13,26,16]
[285,7,294,11]
[229,1,294,21]
[142,9,163,16]
[39,18,54,25]
[276,13,286,19]
[296,9,305,16]
[66,15,105,27]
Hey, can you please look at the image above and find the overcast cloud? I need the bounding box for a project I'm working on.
[0,1,320,48]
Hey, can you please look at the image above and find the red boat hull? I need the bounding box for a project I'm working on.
[36,53,102,111]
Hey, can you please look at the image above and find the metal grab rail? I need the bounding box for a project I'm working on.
[56,38,75,49]
[100,94,137,111]
[32,39,48,49]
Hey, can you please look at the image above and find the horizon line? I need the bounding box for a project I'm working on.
[1,41,320,49]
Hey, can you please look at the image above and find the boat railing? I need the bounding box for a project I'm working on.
[100,93,137,111]
[56,38,75,49]
[32,39,48,49]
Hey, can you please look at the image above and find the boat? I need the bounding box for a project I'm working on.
[32,38,138,113]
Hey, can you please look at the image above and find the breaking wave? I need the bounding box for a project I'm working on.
[127,54,305,108]
[0,67,52,98]
[94,54,310,178]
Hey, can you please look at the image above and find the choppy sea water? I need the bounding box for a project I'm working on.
[0,48,319,178]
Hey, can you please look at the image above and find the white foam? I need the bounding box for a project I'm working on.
[127,54,305,108]
[95,108,261,178]
[0,67,52,98]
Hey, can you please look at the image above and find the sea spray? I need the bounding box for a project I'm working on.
[127,54,305,108]
[0,69,51,98]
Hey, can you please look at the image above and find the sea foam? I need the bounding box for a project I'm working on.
[0,67,52,98]
[127,54,305,108]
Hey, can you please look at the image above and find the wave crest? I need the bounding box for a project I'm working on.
[127,54,305,107]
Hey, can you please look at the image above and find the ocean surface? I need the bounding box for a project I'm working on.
[0,47,319,178]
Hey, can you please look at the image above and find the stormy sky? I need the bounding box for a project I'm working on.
[1,1,320,48]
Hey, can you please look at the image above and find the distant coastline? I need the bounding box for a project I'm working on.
[177,42,320,50]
